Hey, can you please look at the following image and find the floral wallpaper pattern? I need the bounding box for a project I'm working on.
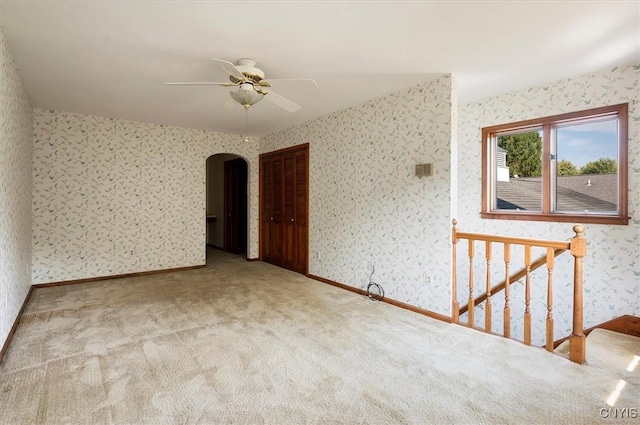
[457,65,640,344]
[261,75,455,315]
[0,29,33,348]
[11,41,639,351]
[32,110,260,284]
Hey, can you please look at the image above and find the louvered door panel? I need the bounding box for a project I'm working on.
[260,144,308,274]
[271,157,284,266]
[260,157,273,263]
[283,154,295,270]
[293,150,308,273]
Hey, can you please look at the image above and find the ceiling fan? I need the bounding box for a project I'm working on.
[166,58,317,112]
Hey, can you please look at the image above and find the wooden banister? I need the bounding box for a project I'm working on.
[468,239,475,327]
[504,243,511,338]
[545,247,555,352]
[524,245,532,345]
[569,225,586,364]
[451,220,586,364]
[452,220,459,322]
[484,241,492,332]
[454,231,570,250]
[459,247,567,315]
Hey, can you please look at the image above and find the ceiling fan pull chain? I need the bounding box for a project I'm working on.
[244,107,249,142]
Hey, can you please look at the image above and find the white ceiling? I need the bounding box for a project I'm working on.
[1,1,638,137]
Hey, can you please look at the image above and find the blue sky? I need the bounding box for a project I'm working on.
[555,118,618,168]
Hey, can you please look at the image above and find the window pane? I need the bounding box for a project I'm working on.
[482,103,626,224]
[554,118,618,213]
[495,129,543,211]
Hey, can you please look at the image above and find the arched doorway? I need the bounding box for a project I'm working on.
[206,154,249,261]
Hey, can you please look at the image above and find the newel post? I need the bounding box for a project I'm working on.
[452,219,459,323]
[569,224,586,364]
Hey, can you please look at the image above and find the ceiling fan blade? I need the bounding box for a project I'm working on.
[259,78,318,88]
[262,89,301,112]
[212,58,246,81]
[166,82,236,86]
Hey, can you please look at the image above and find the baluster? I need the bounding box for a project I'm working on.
[452,219,459,323]
[503,243,511,338]
[524,245,532,345]
[485,241,492,332]
[545,247,555,351]
[569,224,586,364]
[468,239,475,327]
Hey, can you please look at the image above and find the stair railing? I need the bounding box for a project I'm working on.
[459,248,567,317]
[451,219,587,364]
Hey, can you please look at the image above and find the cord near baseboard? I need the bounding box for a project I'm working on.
[306,273,451,324]
[366,265,384,301]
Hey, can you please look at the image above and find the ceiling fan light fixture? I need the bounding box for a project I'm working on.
[230,84,263,108]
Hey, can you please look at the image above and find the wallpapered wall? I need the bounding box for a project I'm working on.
[261,75,455,315]
[0,29,33,349]
[32,109,260,284]
[9,48,638,352]
[457,65,640,340]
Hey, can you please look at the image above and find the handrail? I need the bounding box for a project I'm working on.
[458,248,567,315]
[451,219,586,364]
[455,231,570,250]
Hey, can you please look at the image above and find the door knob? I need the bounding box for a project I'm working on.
[270,217,273,221]
[291,219,294,222]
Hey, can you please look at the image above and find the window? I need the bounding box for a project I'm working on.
[481,104,628,224]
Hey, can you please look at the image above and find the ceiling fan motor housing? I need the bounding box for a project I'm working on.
[229,58,265,85]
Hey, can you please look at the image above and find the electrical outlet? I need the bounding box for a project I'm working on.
[425,273,432,285]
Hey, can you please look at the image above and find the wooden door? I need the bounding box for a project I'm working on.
[292,148,308,273]
[261,156,274,263]
[260,144,308,273]
[270,156,284,266]
[282,149,308,272]
[282,153,295,270]
[260,155,284,266]
[224,158,247,254]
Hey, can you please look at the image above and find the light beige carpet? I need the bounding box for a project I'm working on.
[1,251,638,424]
[582,329,640,375]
